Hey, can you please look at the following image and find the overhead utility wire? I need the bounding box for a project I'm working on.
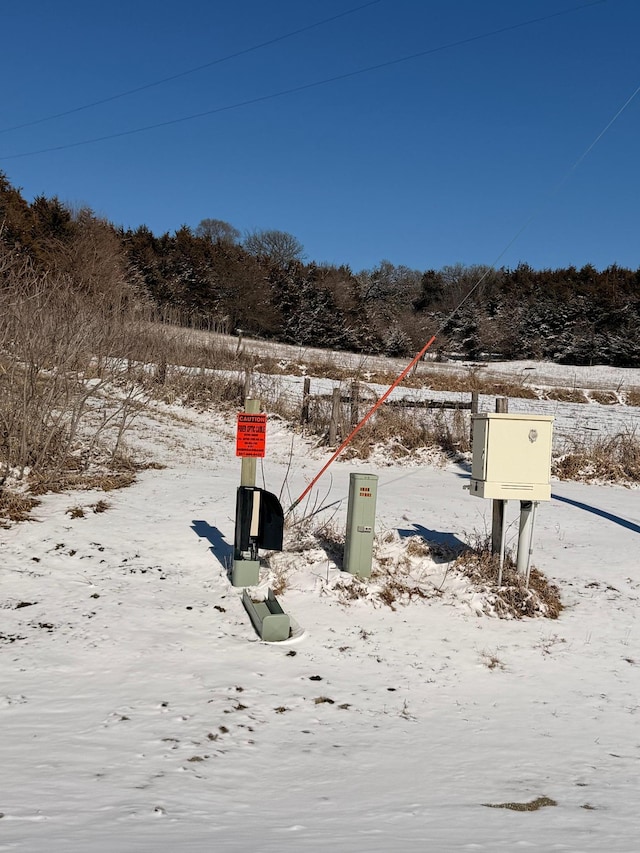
[0,0,383,135]
[288,78,640,513]
[441,80,640,319]
[0,0,606,161]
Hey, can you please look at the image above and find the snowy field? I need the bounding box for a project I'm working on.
[1,360,639,852]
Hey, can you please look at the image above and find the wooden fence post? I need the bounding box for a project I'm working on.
[350,381,360,427]
[470,390,479,444]
[155,358,167,385]
[329,387,341,445]
[301,377,311,425]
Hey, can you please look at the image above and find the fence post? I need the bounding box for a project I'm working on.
[350,381,360,427]
[301,377,311,425]
[470,390,479,444]
[243,369,252,400]
[329,387,341,445]
[155,358,167,385]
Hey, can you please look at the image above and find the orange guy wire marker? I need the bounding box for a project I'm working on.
[288,334,437,513]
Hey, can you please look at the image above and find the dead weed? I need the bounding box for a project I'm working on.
[0,491,40,526]
[454,546,563,619]
[553,430,640,484]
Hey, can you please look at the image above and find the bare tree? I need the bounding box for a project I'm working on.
[195,218,240,244]
[243,229,305,266]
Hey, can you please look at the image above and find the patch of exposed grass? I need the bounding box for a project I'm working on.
[66,505,85,519]
[589,390,618,405]
[342,407,470,461]
[142,369,245,412]
[545,387,588,403]
[0,491,40,526]
[553,430,640,484]
[626,389,640,407]
[483,796,557,811]
[454,543,563,619]
[28,470,137,496]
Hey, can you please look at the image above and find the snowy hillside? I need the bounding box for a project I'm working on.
[1,361,639,852]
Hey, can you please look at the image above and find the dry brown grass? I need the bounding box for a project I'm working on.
[0,491,40,526]
[454,544,563,619]
[545,387,588,403]
[589,390,619,405]
[483,796,557,811]
[419,368,539,399]
[553,430,640,483]
[141,369,245,412]
[124,322,252,375]
[626,389,640,407]
[375,572,433,610]
[28,470,137,496]
[342,407,471,461]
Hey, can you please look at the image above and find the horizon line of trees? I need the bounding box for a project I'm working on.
[1,171,639,366]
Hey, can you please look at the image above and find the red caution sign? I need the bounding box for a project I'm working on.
[236,413,267,458]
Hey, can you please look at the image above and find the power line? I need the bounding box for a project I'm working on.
[0,0,607,161]
[0,0,383,135]
[289,73,640,509]
[446,80,640,317]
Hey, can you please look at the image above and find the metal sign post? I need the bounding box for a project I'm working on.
[232,400,264,587]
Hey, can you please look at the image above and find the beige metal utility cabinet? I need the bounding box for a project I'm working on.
[470,413,554,501]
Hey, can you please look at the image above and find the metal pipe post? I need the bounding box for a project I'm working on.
[516,500,534,578]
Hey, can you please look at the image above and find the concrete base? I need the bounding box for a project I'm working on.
[232,558,260,587]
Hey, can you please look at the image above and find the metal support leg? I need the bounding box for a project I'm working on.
[516,500,536,584]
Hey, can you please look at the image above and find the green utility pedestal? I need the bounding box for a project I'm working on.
[343,473,378,578]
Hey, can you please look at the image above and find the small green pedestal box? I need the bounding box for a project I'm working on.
[343,473,378,578]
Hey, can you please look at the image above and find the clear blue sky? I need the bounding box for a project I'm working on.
[1,0,638,274]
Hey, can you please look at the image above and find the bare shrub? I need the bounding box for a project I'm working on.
[0,244,150,519]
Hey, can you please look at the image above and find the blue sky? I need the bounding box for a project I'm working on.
[1,0,638,273]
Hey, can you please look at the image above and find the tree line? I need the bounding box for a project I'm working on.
[2,172,639,366]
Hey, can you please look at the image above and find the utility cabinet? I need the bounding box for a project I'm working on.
[469,413,554,501]
[344,473,378,578]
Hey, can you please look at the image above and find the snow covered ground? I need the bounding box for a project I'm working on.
[1,366,639,852]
